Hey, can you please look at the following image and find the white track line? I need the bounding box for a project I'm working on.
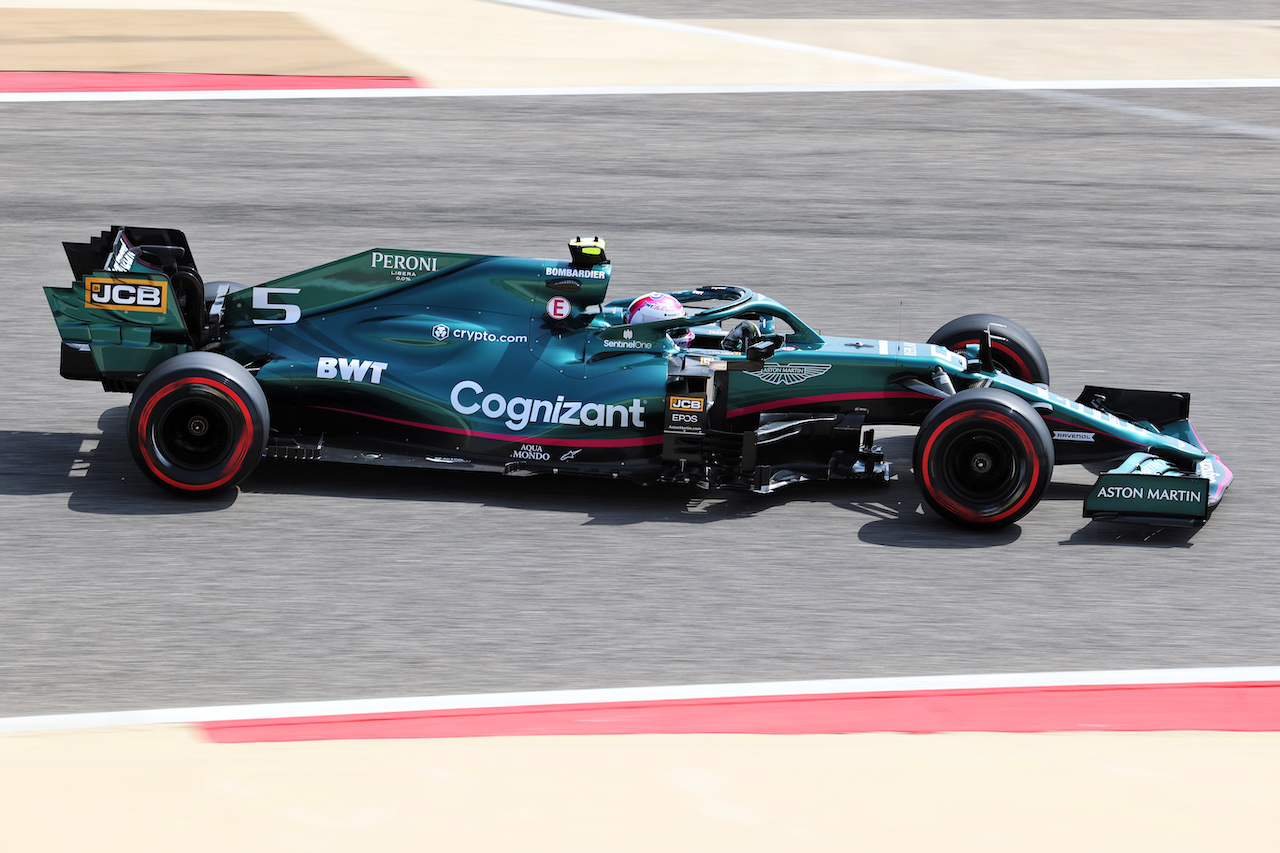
[1032,89,1280,141]
[485,0,1000,84]
[5,78,1280,106]
[3,666,1278,734]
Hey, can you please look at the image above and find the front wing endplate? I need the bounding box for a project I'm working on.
[1084,452,1213,526]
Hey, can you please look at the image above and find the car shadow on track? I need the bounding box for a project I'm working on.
[246,455,1024,547]
[1058,521,1198,549]
[0,408,235,514]
[242,433,981,538]
[0,410,1199,546]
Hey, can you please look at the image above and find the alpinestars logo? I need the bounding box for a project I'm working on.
[744,363,832,386]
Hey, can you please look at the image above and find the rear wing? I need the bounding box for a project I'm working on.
[63,225,197,283]
[45,226,206,391]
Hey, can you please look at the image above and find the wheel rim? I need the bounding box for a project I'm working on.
[921,409,1041,523]
[153,396,235,470]
[936,427,1023,509]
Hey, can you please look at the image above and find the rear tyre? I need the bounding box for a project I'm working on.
[913,387,1053,528]
[126,351,269,496]
[928,314,1050,385]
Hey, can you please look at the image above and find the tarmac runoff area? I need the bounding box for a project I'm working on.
[4,669,1280,850]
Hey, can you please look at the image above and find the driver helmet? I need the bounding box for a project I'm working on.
[625,292,693,347]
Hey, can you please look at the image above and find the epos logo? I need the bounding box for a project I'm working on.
[84,276,167,313]
[669,396,705,412]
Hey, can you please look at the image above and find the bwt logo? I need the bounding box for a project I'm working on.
[84,276,167,313]
[317,357,389,384]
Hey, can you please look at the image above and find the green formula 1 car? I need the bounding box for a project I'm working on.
[44,226,1231,528]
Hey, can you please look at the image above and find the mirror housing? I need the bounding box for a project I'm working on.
[746,338,779,362]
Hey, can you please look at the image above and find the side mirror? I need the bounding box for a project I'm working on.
[746,338,779,362]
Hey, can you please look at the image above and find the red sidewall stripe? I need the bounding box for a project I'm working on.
[199,681,1280,742]
[137,377,255,491]
[920,409,1041,523]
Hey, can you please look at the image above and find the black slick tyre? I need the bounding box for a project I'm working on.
[928,314,1050,385]
[126,351,269,495]
[913,387,1054,528]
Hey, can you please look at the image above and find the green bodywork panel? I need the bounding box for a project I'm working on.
[44,271,190,375]
[219,249,610,327]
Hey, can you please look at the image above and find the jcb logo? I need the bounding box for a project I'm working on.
[84,276,168,313]
[669,396,705,412]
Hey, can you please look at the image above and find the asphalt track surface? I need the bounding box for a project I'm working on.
[2,86,1279,718]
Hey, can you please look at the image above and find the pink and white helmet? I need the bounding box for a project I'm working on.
[625,292,693,347]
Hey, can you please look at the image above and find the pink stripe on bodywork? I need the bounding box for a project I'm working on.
[726,390,934,419]
[311,405,665,448]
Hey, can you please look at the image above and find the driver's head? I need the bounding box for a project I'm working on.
[626,292,692,347]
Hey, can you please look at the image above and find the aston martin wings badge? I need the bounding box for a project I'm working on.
[743,362,832,386]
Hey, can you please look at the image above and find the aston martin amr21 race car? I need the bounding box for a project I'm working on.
[44,226,1232,528]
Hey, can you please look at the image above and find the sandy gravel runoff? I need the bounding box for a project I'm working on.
[3,726,1280,851]
[2,2,1278,87]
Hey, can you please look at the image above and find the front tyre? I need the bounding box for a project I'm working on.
[928,313,1050,385]
[126,351,269,496]
[913,388,1053,528]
